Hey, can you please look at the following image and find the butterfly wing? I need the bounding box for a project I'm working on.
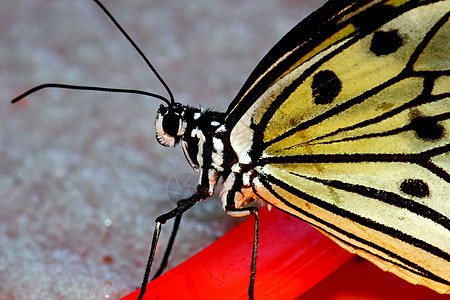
[226,0,450,294]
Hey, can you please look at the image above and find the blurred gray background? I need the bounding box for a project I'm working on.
[0,0,324,299]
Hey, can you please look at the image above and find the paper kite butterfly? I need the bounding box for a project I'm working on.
[12,0,449,298]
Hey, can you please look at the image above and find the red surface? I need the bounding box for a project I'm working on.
[301,256,449,300]
[120,207,448,299]
[120,207,353,300]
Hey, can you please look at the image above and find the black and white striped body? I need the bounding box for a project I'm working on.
[155,103,263,216]
[156,104,232,202]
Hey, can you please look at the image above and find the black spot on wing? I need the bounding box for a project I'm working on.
[312,70,342,105]
[410,116,445,141]
[370,30,404,56]
[400,179,430,198]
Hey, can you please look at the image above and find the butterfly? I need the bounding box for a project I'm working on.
[11,0,450,298]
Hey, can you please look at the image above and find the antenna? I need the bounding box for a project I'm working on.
[11,83,171,105]
[11,0,174,105]
[92,0,174,103]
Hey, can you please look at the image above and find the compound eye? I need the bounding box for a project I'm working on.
[162,110,183,137]
[155,103,186,147]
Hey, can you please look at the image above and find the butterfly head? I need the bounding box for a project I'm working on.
[155,102,187,147]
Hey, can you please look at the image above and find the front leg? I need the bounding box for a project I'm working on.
[156,188,209,224]
[138,189,208,300]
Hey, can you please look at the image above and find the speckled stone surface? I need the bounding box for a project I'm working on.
[0,0,323,299]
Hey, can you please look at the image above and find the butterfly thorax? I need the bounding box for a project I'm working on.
[155,103,259,216]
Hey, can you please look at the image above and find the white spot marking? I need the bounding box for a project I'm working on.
[213,137,224,153]
[207,169,219,195]
[242,171,251,186]
[191,128,206,143]
[231,163,241,173]
[216,125,226,133]
[219,173,235,209]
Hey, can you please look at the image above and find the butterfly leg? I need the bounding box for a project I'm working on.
[152,213,182,279]
[249,209,259,300]
[137,190,206,300]
[225,206,260,300]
